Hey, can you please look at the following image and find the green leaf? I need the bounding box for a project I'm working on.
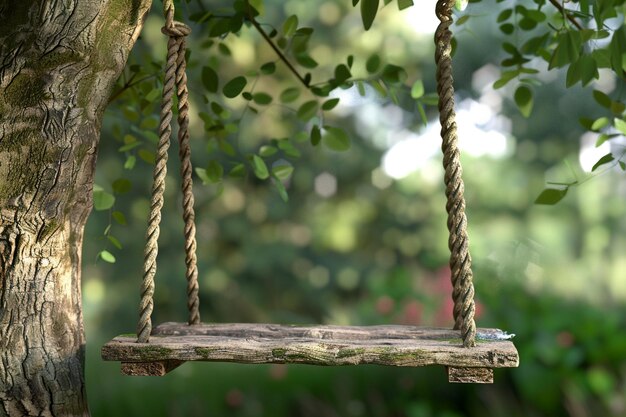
[112,210,127,226]
[99,250,116,264]
[347,55,354,68]
[334,64,352,84]
[369,79,387,97]
[609,26,626,75]
[417,102,427,126]
[206,160,224,183]
[535,188,568,205]
[323,126,351,151]
[397,0,413,10]
[410,80,424,99]
[566,58,582,87]
[273,178,289,202]
[579,54,598,86]
[455,0,468,11]
[142,130,160,144]
[456,15,470,26]
[549,30,581,70]
[195,168,211,185]
[381,64,407,85]
[611,101,626,115]
[497,9,512,23]
[107,235,123,250]
[229,163,246,178]
[361,0,379,30]
[118,141,141,152]
[223,76,247,98]
[112,178,131,194]
[138,149,155,164]
[593,90,612,109]
[421,93,439,106]
[277,139,301,158]
[591,153,614,171]
[145,88,160,103]
[272,164,294,180]
[500,23,514,35]
[251,155,269,179]
[514,85,533,118]
[201,66,218,93]
[93,190,115,211]
[356,81,366,96]
[124,155,136,170]
[321,98,340,111]
[282,15,298,38]
[591,117,609,131]
[218,43,231,56]
[311,125,322,146]
[253,92,273,105]
[140,117,159,130]
[579,117,594,130]
[259,145,278,157]
[595,133,614,147]
[218,139,236,156]
[295,54,318,69]
[280,87,300,103]
[296,100,319,121]
[614,118,626,135]
[366,54,381,73]
[494,69,520,89]
[260,62,276,75]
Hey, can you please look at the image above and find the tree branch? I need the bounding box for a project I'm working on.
[548,0,584,31]
[108,73,158,104]
[246,15,310,88]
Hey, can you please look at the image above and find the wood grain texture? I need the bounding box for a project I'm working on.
[121,360,183,376]
[447,367,494,383]
[102,322,518,377]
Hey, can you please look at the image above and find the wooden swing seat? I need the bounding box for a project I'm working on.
[101,322,518,383]
[101,0,520,386]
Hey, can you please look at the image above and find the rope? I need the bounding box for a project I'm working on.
[137,3,199,343]
[174,24,201,325]
[434,0,476,348]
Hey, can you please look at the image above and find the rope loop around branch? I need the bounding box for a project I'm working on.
[434,0,477,348]
[161,21,191,38]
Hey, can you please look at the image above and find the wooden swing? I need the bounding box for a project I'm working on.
[101,0,519,383]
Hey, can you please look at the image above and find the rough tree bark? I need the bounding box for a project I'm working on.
[0,1,151,415]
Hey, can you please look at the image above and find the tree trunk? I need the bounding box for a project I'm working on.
[0,1,150,415]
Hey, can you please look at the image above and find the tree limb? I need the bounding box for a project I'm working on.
[246,15,310,88]
[548,0,584,31]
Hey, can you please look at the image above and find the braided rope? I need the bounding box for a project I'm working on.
[173,26,201,325]
[137,4,197,342]
[434,0,476,348]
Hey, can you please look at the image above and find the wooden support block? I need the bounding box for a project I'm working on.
[121,360,184,376]
[447,367,494,384]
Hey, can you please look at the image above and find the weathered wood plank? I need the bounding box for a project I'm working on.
[447,367,494,383]
[102,323,518,372]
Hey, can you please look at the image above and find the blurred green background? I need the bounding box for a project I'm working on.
[83,1,626,416]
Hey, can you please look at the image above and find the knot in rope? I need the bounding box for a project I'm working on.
[161,21,191,38]
[434,0,477,348]
[435,0,453,24]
